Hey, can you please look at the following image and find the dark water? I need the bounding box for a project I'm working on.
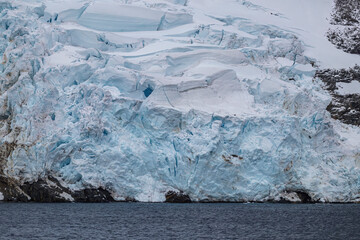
[0,203,359,239]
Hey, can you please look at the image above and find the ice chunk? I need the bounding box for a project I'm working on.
[76,4,192,32]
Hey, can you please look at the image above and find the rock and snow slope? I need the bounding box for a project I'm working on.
[0,0,359,202]
[327,0,360,54]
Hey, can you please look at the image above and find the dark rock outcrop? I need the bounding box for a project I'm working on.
[294,191,314,203]
[326,94,360,126]
[0,175,115,202]
[72,188,115,203]
[327,27,360,55]
[331,0,360,26]
[315,66,360,126]
[165,190,191,203]
[20,177,70,202]
[0,175,30,202]
[327,0,360,54]
[277,190,318,203]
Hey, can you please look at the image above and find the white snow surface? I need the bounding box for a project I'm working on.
[59,192,75,202]
[0,192,4,201]
[0,0,360,202]
[336,81,360,95]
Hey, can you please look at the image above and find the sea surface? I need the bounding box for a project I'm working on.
[0,203,359,239]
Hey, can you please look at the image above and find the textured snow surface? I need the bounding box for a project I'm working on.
[0,0,360,202]
[336,81,360,95]
[327,0,360,54]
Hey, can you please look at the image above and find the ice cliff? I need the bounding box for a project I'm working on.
[0,0,359,202]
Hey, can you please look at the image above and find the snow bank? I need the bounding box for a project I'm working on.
[336,81,360,95]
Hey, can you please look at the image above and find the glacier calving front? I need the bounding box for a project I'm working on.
[0,0,360,202]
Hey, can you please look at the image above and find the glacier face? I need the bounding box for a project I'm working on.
[0,0,360,202]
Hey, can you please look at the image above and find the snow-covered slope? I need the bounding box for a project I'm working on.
[0,0,359,202]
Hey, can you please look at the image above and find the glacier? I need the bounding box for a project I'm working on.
[0,0,360,202]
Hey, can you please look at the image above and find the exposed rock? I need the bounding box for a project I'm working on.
[330,0,360,26]
[276,190,317,203]
[165,191,191,203]
[326,95,360,126]
[20,178,70,203]
[327,0,360,54]
[0,175,30,202]
[0,175,115,202]
[295,191,314,203]
[316,66,360,126]
[327,27,360,54]
[72,187,115,203]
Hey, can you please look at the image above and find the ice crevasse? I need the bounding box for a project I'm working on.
[0,0,359,202]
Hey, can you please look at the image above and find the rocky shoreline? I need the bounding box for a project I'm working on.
[0,175,114,202]
[1,176,358,203]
